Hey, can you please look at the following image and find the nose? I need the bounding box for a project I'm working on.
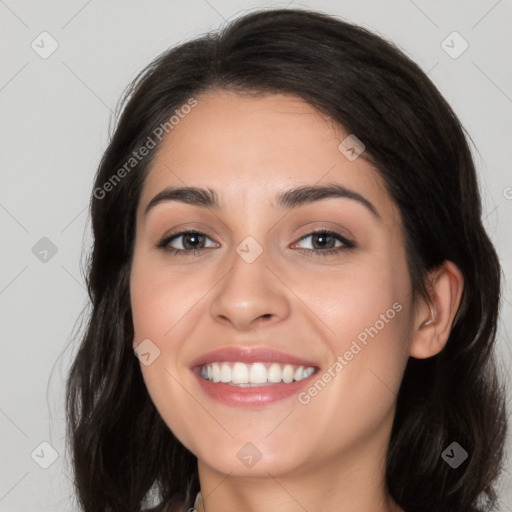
[209,243,291,331]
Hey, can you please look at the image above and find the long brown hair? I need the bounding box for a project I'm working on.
[66,8,507,512]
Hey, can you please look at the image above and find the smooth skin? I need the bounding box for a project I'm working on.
[129,90,464,512]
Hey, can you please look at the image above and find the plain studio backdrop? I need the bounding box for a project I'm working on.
[0,1,511,510]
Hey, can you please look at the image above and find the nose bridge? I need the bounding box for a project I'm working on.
[209,233,289,329]
[232,233,270,287]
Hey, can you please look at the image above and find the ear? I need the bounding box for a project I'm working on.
[409,260,464,359]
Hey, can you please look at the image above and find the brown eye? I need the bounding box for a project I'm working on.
[293,229,355,256]
[158,230,218,255]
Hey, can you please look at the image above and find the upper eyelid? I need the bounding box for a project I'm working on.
[162,229,219,247]
[159,226,213,242]
[292,230,355,249]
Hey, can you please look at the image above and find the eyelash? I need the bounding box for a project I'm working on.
[156,228,355,257]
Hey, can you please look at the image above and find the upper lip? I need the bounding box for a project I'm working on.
[190,346,319,369]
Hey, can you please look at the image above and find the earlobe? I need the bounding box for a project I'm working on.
[409,261,464,359]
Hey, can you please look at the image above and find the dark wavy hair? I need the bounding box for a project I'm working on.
[65,7,508,512]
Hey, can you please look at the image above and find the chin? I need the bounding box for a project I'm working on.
[194,436,314,478]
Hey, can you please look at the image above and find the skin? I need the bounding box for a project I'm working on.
[129,90,464,512]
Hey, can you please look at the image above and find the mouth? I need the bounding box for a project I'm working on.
[190,347,320,406]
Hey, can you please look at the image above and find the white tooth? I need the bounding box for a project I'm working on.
[211,363,221,383]
[249,363,267,384]
[303,367,315,378]
[220,363,231,383]
[282,364,294,383]
[205,361,314,385]
[232,362,249,384]
[267,363,283,383]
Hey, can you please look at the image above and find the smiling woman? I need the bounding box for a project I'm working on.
[66,8,507,512]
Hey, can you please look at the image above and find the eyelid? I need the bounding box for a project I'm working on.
[291,228,355,251]
[158,228,219,249]
[291,220,354,241]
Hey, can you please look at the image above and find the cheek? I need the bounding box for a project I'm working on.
[129,257,207,454]
[130,253,205,344]
[293,256,412,440]
[295,252,408,349]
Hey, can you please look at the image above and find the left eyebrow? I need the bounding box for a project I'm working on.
[274,183,380,218]
[143,183,380,219]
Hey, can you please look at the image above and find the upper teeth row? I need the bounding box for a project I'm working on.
[200,362,315,385]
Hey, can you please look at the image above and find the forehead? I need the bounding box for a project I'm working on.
[138,90,399,224]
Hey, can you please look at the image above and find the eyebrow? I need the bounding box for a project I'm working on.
[144,183,380,218]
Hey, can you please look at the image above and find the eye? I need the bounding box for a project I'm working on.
[157,230,218,256]
[292,229,355,256]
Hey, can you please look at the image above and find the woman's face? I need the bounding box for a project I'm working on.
[130,90,416,479]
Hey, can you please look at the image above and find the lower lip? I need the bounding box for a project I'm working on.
[192,369,317,407]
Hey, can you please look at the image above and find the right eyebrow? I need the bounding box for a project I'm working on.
[144,186,219,216]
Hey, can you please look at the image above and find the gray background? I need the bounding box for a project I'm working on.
[1,0,511,510]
